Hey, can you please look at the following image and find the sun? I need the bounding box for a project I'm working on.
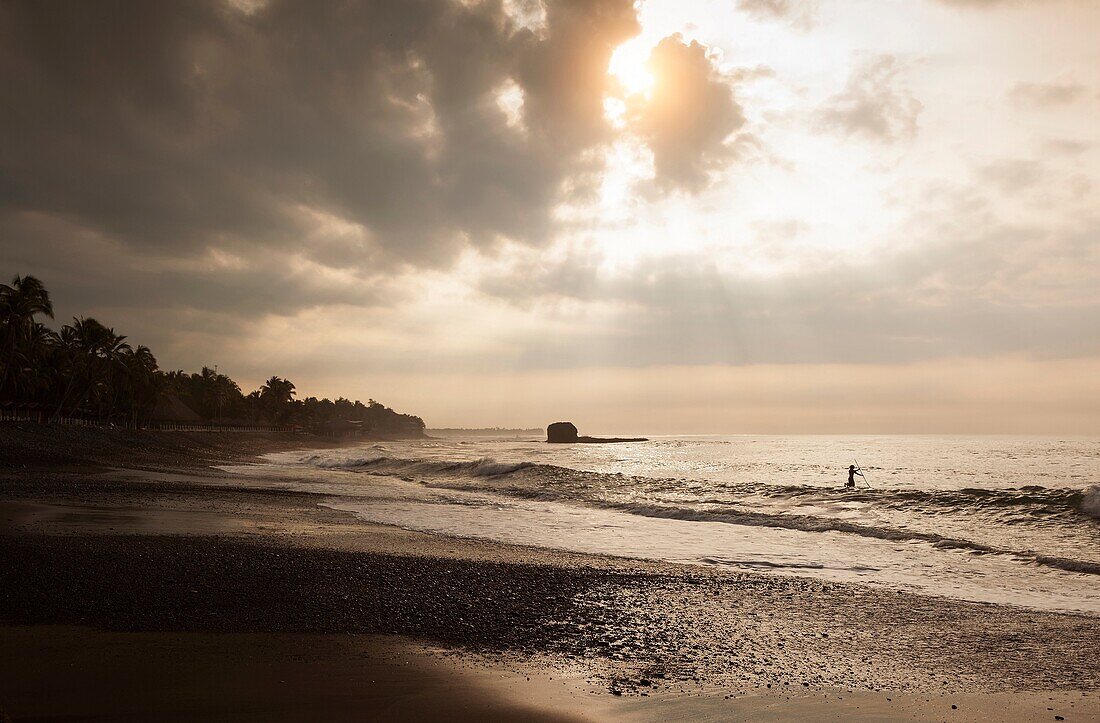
[608,37,655,97]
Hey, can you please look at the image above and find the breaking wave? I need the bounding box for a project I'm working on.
[591,501,1100,576]
[1082,486,1100,520]
[300,453,532,478]
[297,451,1100,576]
[302,452,1099,518]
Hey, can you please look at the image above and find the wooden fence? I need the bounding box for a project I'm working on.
[147,423,296,433]
[1,410,49,424]
[0,410,295,433]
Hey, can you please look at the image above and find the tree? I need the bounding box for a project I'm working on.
[0,275,54,398]
[3,274,427,433]
[259,376,296,424]
[52,317,130,421]
[119,345,162,427]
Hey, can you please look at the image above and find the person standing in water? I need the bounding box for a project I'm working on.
[846,464,864,489]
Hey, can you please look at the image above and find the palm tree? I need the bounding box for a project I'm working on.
[211,371,241,420]
[95,325,132,422]
[0,275,54,398]
[119,345,161,427]
[194,367,242,419]
[259,375,296,424]
[52,317,130,421]
[10,322,58,402]
[2,272,423,432]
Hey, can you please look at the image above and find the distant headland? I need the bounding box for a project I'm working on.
[429,427,542,437]
[546,421,647,444]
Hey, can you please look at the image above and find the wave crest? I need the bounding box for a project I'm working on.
[596,501,1100,575]
[1082,486,1100,519]
[296,450,1100,575]
[300,452,531,478]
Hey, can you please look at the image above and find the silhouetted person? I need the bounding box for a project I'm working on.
[847,464,864,489]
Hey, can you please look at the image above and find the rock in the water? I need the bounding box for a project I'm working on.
[547,421,579,443]
[546,421,647,444]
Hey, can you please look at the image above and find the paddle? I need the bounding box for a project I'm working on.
[855,459,872,489]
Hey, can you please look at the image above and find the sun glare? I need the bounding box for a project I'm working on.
[608,38,655,97]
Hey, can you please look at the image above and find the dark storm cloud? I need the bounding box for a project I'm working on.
[630,35,746,193]
[816,55,922,144]
[0,0,639,304]
[0,211,393,316]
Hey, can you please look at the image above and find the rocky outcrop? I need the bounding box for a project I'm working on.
[546,421,646,444]
[546,421,578,443]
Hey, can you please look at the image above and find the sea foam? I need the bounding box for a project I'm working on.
[1082,485,1100,519]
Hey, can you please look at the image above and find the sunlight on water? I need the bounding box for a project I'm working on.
[221,435,1100,614]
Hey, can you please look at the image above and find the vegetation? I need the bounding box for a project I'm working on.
[428,428,542,436]
[0,275,425,435]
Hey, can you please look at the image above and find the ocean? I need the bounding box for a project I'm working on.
[221,435,1100,615]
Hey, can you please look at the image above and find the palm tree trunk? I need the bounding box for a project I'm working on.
[52,371,78,422]
[0,332,18,399]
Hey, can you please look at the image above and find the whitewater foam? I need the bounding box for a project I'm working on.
[1082,485,1100,519]
[230,435,1100,614]
[292,450,1100,577]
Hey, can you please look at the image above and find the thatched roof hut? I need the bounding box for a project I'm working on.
[151,395,203,423]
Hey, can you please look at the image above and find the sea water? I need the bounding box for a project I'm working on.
[220,435,1100,614]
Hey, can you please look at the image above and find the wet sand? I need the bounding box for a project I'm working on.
[0,626,596,723]
[2,626,1094,723]
[1,428,1098,721]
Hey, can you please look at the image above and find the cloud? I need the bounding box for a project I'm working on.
[2,0,1096,428]
[736,0,819,30]
[476,180,1100,368]
[752,218,809,241]
[977,159,1045,194]
[0,210,401,321]
[1043,139,1091,157]
[629,35,746,192]
[816,55,922,143]
[518,0,639,149]
[934,0,1028,7]
[0,0,641,309]
[1008,80,1087,108]
[479,241,1100,368]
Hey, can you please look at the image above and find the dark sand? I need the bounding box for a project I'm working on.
[1,426,1098,721]
[0,424,343,472]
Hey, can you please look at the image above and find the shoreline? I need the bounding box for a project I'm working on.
[2,430,1099,720]
[0,421,436,474]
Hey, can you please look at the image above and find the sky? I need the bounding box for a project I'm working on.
[2,0,1099,433]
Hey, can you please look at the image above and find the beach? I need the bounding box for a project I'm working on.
[6,0,1100,719]
[1,428,1098,721]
